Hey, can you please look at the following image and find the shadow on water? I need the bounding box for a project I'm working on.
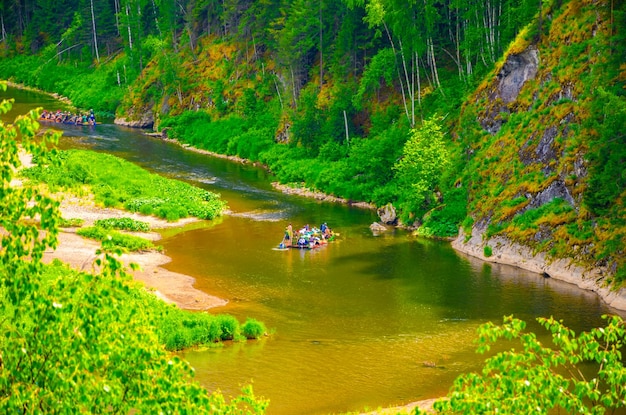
[4,87,625,415]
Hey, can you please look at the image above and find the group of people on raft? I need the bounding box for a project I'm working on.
[280,223,334,249]
[40,109,97,126]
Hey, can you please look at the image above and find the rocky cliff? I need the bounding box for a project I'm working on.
[452,0,626,309]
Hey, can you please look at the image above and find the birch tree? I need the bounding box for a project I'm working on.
[90,0,100,62]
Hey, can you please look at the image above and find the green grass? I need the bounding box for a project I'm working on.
[241,318,267,339]
[76,226,157,252]
[59,217,84,227]
[484,245,493,257]
[23,149,227,221]
[94,217,151,232]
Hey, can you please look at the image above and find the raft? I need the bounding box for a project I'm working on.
[278,225,335,250]
[39,110,97,126]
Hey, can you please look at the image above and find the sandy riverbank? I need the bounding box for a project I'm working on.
[47,198,228,310]
[14,151,227,311]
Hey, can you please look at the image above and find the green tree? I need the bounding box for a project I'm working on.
[584,87,626,216]
[394,117,450,216]
[430,315,626,414]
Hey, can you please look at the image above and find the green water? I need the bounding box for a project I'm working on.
[3,87,623,415]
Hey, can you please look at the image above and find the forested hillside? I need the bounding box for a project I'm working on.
[1,0,625,284]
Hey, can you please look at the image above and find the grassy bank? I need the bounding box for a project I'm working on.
[22,149,226,221]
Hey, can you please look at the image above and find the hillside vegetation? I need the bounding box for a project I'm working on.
[0,0,624,282]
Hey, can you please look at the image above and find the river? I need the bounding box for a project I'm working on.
[3,87,624,415]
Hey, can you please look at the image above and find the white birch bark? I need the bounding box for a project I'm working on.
[90,0,100,63]
[383,23,411,127]
[126,3,133,50]
[1,14,6,41]
[114,0,120,35]
[343,110,349,147]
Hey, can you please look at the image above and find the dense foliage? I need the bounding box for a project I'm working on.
[22,149,227,221]
[0,0,541,234]
[428,315,626,415]
[0,84,268,413]
[2,0,626,411]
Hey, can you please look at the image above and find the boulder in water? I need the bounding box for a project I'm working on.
[370,222,388,233]
[377,203,397,224]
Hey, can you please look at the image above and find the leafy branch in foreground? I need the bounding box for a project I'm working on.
[0,83,268,414]
[428,315,626,415]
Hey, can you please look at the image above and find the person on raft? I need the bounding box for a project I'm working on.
[283,223,293,247]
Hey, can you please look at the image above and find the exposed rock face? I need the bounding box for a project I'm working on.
[114,110,155,129]
[525,180,575,210]
[452,227,626,311]
[479,47,539,134]
[454,38,613,305]
[378,203,397,224]
[495,47,539,104]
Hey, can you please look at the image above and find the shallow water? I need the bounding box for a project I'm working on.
[3,87,624,415]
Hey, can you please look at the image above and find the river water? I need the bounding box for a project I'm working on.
[3,87,624,414]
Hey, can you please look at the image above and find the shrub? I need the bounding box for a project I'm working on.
[0,89,268,414]
[216,314,240,341]
[241,318,267,339]
[484,245,493,257]
[431,316,626,415]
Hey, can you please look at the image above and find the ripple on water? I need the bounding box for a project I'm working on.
[228,209,288,222]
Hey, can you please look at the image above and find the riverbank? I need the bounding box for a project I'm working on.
[452,227,626,312]
[139,130,377,210]
[14,150,227,311]
[358,398,438,414]
[49,197,228,310]
[6,80,75,107]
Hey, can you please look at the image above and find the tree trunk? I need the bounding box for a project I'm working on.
[290,66,298,109]
[319,0,323,90]
[537,0,543,43]
[455,6,463,81]
[398,38,415,127]
[90,0,100,63]
[1,14,6,42]
[415,52,422,122]
[151,0,161,37]
[273,74,283,109]
[343,110,349,147]
[383,23,411,127]
[114,0,120,36]
[428,37,441,89]
[126,3,133,50]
